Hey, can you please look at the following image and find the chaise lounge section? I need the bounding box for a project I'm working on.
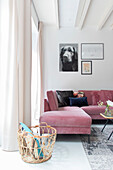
[40,109,91,135]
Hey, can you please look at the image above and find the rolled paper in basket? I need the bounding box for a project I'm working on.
[19,122,43,157]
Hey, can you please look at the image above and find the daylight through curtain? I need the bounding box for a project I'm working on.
[0,0,32,151]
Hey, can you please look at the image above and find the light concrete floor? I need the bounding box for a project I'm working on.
[1,124,111,170]
[0,134,91,170]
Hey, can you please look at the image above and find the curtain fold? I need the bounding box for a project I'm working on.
[1,0,18,151]
[0,0,32,151]
[34,22,44,120]
[38,22,44,116]
[0,0,2,146]
[17,0,25,124]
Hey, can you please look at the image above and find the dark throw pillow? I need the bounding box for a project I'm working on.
[69,97,88,107]
[56,90,74,107]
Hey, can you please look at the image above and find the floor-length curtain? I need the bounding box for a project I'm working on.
[34,22,44,120]
[0,0,2,146]
[0,0,18,151]
[0,0,32,151]
[38,22,44,116]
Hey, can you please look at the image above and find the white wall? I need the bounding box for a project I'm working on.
[0,0,1,146]
[42,26,113,96]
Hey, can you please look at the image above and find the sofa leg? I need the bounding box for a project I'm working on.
[88,135,90,144]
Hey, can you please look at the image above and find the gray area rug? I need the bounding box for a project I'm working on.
[81,126,113,170]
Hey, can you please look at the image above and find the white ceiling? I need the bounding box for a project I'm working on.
[59,0,80,27]
[33,0,113,30]
[33,0,56,26]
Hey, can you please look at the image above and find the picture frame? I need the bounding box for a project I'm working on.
[81,43,104,60]
[59,43,78,72]
[81,61,92,75]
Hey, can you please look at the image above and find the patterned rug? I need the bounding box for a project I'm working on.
[81,126,113,170]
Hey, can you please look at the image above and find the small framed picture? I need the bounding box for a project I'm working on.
[81,61,92,75]
[81,43,104,60]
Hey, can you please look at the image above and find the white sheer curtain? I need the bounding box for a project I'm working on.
[31,18,39,124]
[33,22,44,121]
[38,22,44,116]
[1,0,18,151]
[31,11,44,124]
[0,0,32,151]
[0,0,2,146]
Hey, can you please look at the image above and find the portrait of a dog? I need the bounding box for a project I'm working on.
[59,44,78,72]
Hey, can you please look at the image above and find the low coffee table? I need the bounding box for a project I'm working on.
[100,113,113,140]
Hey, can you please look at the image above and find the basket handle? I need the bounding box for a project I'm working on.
[30,122,48,129]
[39,122,48,126]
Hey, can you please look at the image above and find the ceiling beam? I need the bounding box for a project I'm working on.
[32,0,40,22]
[79,0,91,29]
[54,0,59,29]
[75,0,91,29]
[31,0,40,29]
[97,3,113,30]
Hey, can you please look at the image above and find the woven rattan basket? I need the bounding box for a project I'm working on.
[17,122,57,163]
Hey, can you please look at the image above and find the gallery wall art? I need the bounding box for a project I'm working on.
[81,61,92,75]
[81,43,104,60]
[59,44,78,72]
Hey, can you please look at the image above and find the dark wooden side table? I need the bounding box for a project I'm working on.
[100,113,113,140]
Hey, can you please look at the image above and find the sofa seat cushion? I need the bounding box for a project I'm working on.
[40,109,91,127]
[58,106,79,111]
[81,105,106,115]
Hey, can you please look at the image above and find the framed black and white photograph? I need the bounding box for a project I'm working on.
[81,43,104,60]
[59,44,78,72]
[81,61,92,75]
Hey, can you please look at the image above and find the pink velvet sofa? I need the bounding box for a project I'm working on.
[40,90,113,136]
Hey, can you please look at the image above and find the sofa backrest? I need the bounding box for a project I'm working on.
[79,90,113,105]
[78,90,99,105]
[101,90,113,100]
[46,90,100,109]
[44,90,113,112]
[47,90,58,111]
[100,90,113,104]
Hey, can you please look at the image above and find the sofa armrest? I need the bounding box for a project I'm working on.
[44,99,51,112]
[47,91,58,111]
